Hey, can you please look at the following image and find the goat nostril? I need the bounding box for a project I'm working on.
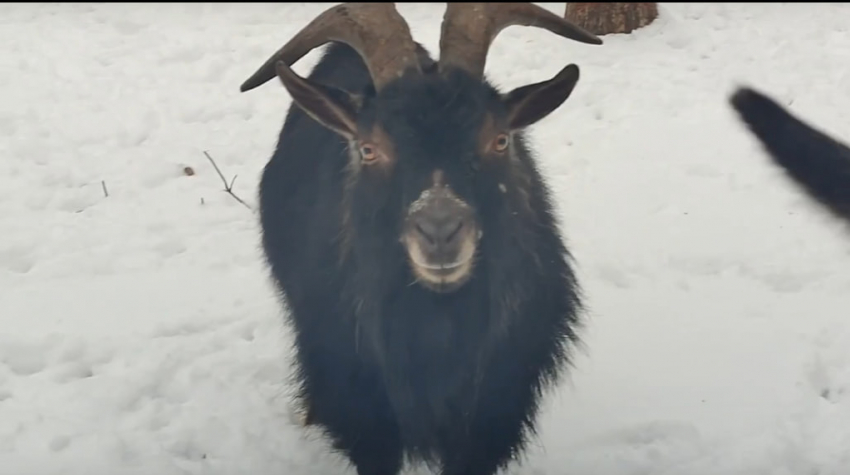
[415,222,436,245]
[445,220,463,243]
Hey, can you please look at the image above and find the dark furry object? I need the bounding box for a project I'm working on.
[731,86,850,224]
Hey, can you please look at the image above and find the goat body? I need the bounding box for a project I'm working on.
[247,4,602,475]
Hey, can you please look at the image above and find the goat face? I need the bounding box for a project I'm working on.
[329,66,581,293]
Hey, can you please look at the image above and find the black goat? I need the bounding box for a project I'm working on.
[731,86,850,224]
[240,4,602,475]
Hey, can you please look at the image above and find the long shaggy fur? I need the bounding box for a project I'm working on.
[259,42,583,475]
[730,86,850,224]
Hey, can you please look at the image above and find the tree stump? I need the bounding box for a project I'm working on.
[565,3,658,36]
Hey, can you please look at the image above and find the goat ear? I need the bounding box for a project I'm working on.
[502,64,580,131]
[275,61,361,140]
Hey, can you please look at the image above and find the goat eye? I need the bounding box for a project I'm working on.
[493,133,510,152]
[359,143,378,162]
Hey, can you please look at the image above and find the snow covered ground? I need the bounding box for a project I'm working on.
[1,3,849,475]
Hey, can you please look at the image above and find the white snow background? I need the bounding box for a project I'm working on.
[1,3,849,475]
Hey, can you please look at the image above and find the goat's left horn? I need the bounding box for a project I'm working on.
[438,3,602,79]
[240,3,421,93]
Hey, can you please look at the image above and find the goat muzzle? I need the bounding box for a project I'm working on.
[402,186,480,293]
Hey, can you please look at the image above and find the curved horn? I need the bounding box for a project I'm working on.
[438,3,602,79]
[240,3,421,93]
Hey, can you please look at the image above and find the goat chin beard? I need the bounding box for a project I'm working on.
[402,236,477,293]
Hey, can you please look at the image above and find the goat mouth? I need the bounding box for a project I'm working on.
[406,255,476,293]
[412,260,468,272]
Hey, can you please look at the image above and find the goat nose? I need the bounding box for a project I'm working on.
[413,214,465,248]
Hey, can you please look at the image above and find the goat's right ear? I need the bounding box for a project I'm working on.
[275,61,361,140]
[501,64,580,131]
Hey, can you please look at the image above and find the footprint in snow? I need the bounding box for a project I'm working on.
[0,243,37,274]
[0,340,47,376]
[576,420,703,450]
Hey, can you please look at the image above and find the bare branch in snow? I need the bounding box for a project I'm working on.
[203,150,253,211]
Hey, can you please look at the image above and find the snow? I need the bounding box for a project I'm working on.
[1,2,849,474]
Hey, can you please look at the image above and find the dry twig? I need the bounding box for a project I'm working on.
[203,150,253,211]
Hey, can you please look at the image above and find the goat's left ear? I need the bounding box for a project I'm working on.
[275,60,362,140]
[502,64,580,131]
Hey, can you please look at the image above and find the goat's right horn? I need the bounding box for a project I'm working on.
[438,3,602,80]
[240,3,422,93]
